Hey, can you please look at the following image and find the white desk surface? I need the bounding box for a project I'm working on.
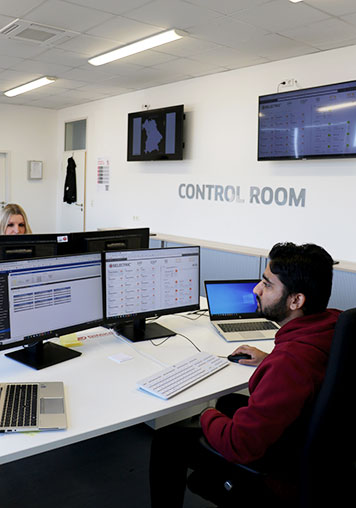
[0,307,275,465]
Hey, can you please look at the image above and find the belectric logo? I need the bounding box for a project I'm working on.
[178,183,306,207]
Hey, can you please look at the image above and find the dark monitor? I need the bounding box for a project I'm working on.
[127,105,184,161]
[0,233,70,260]
[69,228,150,255]
[0,252,103,369]
[102,246,200,342]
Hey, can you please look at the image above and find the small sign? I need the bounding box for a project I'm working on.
[28,160,43,180]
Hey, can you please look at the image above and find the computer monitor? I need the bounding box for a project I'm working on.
[69,228,150,254]
[0,233,70,260]
[0,252,103,369]
[102,246,200,342]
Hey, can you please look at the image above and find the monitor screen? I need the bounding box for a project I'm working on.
[258,80,356,160]
[103,246,200,342]
[0,233,70,260]
[0,252,103,369]
[69,228,150,255]
[127,105,184,161]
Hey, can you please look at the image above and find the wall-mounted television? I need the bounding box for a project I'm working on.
[258,80,356,160]
[127,104,184,161]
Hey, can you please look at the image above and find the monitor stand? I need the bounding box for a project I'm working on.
[112,317,176,342]
[5,341,81,370]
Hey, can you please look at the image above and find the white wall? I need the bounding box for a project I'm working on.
[0,103,58,232]
[54,43,356,262]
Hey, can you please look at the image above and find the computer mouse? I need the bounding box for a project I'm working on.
[227,353,252,363]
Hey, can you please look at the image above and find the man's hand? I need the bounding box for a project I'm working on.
[229,345,268,366]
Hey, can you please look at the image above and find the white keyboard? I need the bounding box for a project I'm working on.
[137,351,229,399]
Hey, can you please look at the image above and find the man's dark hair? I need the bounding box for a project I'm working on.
[268,242,334,315]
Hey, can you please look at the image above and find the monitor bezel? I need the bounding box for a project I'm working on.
[0,233,70,260]
[257,79,356,161]
[102,245,201,329]
[127,104,184,161]
[0,252,104,353]
[68,227,150,254]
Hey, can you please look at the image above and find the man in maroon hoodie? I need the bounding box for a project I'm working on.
[150,242,340,507]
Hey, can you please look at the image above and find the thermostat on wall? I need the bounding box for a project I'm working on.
[28,160,43,180]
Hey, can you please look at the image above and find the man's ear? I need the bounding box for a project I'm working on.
[289,293,306,311]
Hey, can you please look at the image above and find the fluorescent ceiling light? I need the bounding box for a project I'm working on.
[88,29,184,66]
[289,0,303,3]
[4,76,56,97]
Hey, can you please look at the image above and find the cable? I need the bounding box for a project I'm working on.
[150,333,201,352]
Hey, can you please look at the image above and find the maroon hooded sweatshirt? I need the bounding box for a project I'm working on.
[200,309,341,466]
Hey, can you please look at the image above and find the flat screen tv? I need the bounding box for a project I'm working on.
[127,104,184,161]
[258,80,356,160]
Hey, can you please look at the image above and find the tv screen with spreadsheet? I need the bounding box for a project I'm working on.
[258,80,356,160]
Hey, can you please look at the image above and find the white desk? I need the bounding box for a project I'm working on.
[0,310,275,465]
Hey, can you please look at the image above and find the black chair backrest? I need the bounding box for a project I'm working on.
[300,308,356,507]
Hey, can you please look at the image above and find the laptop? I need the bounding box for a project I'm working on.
[0,381,67,433]
[204,280,280,342]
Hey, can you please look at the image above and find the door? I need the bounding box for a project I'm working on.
[58,150,86,232]
[0,152,9,209]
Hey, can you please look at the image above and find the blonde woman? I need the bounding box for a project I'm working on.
[0,203,32,235]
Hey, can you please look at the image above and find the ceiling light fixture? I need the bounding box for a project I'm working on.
[88,29,184,66]
[289,0,303,3]
[4,76,56,97]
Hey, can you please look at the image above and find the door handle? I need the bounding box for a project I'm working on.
[75,203,84,211]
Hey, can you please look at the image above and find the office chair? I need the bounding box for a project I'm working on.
[187,308,356,508]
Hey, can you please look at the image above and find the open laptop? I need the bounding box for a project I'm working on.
[0,381,67,433]
[204,280,280,342]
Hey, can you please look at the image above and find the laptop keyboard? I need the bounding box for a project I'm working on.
[219,321,278,333]
[1,384,38,428]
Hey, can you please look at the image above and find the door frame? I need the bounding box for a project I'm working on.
[0,151,10,207]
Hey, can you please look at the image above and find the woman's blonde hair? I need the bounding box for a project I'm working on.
[0,203,32,235]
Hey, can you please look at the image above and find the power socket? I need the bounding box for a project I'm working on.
[282,78,297,87]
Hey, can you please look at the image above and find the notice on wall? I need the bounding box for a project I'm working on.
[97,157,110,192]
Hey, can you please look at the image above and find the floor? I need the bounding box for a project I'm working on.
[1,423,215,508]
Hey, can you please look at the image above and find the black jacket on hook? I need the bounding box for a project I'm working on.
[63,156,77,204]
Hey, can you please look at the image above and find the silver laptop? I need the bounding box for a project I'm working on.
[0,381,67,433]
[205,280,280,342]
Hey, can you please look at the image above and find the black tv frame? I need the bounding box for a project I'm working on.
[258,79,356,161]
[127,104,184,161]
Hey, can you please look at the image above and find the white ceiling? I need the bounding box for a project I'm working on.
[1,0,356,109]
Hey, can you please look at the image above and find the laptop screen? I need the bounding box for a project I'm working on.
[205,280,259,317]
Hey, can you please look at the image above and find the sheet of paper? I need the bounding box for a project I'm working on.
[109,353,133,364]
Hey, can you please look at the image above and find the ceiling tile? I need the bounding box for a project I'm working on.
[8,58,73,75]
[126,0,221,29]
[191,46,269,68]
[304,0,356,16]
[0,69,42,89]
[232,0,330,32]
[25,0,114,32]
[0,0,45,18]
[56,33,121,57]
[65,0,154,16]
[152,56,225,76]
[281,18,356,50]
[86,15,162,44]
[185,0,273,15]
[32,47,88,66]
[189,16,268,48]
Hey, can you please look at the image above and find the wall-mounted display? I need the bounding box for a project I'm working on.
[127,104,184,161]
[258,80,356,160]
